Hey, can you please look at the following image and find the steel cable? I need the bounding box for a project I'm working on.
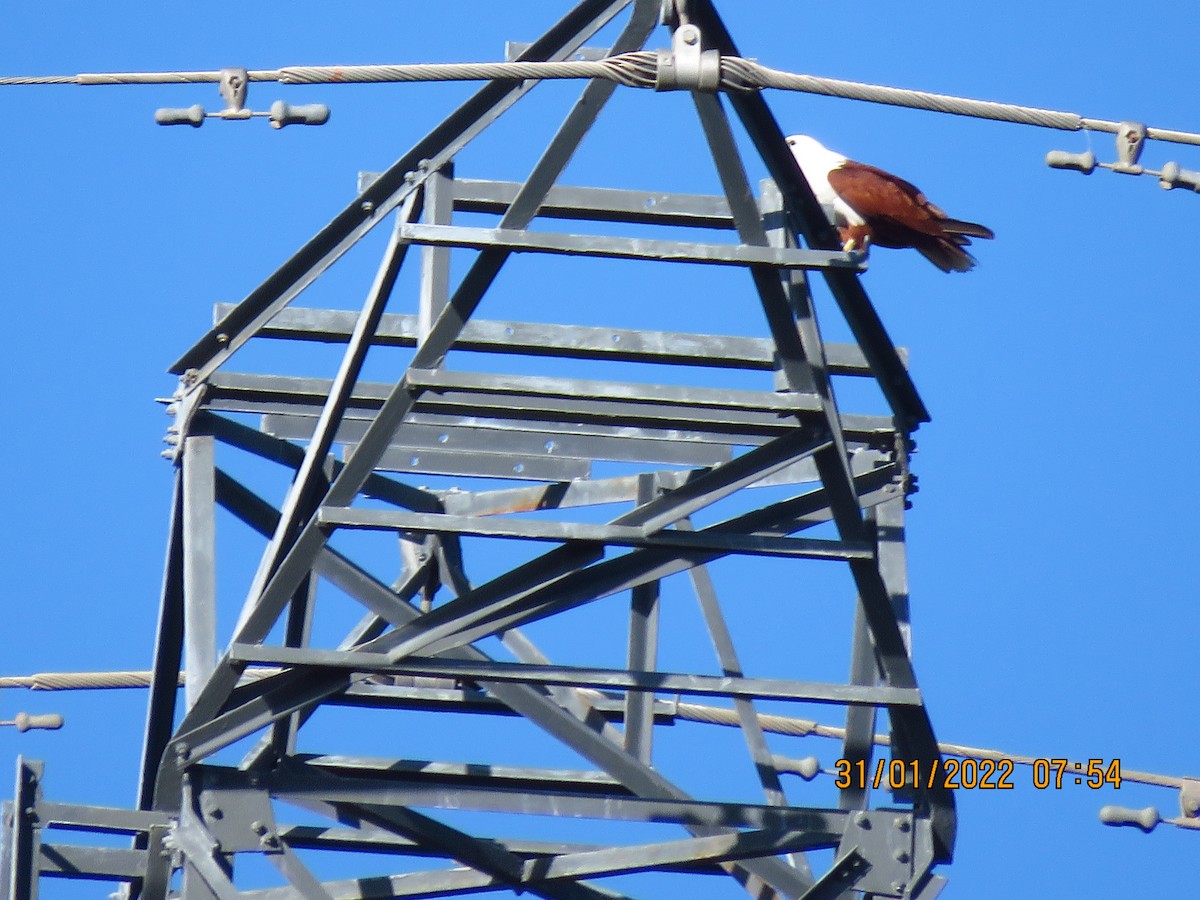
[5,54,1200,146]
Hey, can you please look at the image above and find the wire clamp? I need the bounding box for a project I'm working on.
[1112,121,1147,174]
[1046,121,1200,197]
[1047,123,1150,176]
[218,67,250,118]
[154,67,329,129]
[655,24,720,92]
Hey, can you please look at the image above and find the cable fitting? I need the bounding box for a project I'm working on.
[1158,161,1200,192]
[1046,122,1200,197]
[1100,801,1200,834]
[155,67,328,129]
[1113,121,1147,174]
[1047,125,1149,176]
[655,24,720,92]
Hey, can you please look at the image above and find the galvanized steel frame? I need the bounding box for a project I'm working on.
[2,2,954,898]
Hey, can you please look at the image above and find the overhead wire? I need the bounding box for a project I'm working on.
[3,53,1200,147]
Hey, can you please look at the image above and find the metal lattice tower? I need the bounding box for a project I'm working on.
[2,2,956,897]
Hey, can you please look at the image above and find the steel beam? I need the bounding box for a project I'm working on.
[398,222,862,271]
[215,377,812,437]
[135,474,186,811]
[227,645,924,707]
[459,174,724,224]
[172,807,238,900]
[367,445,590,482]
[286,797,627,900]
[261,413,734,467]
[404,367,819,412]
[270,569,319,757]
[297,755,626,794]
[517,827,827,882]
[36,803,172,834]
[418,162,454,342]
[683,520,789,811]
[203,370,898,443]
[212,304,896,376]
[356,175,739,229]
[794,849,868,900]
[438,452,889,517]
[317,508,872,562]
[36,845,148,882]
[261,765,848,834]
[839,599,877,813]
[623,475,660,764]
[5,759,42,900]
[182,435,217,710]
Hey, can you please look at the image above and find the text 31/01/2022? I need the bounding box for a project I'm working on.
[833,758,1122,790]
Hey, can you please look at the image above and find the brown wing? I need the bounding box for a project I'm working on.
[941,218,995,240]
[828,161,961,246]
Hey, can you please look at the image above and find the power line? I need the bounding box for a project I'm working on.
[5,52,1200,147]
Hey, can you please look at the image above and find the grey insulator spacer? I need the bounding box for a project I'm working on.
[1099,804,1159,832]
[269,100,330,129]
[1045,150,1096,174]
[1158,161,1200,192]
[154,105,205,127]
[2,712,64,731]
[773,754,821,780]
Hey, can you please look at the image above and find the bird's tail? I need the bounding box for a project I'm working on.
[917,238,978,273]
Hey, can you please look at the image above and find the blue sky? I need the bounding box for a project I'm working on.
[2,2,1198,897]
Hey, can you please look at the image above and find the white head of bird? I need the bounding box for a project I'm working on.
[784,134,862,227]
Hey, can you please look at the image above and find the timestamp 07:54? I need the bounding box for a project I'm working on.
[833,757,1122,791]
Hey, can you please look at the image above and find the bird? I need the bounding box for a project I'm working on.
[785,134,994,272]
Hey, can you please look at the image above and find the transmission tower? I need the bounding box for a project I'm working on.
[2,2,955,897]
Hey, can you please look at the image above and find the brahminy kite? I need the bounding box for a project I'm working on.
[786,135,994,272]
